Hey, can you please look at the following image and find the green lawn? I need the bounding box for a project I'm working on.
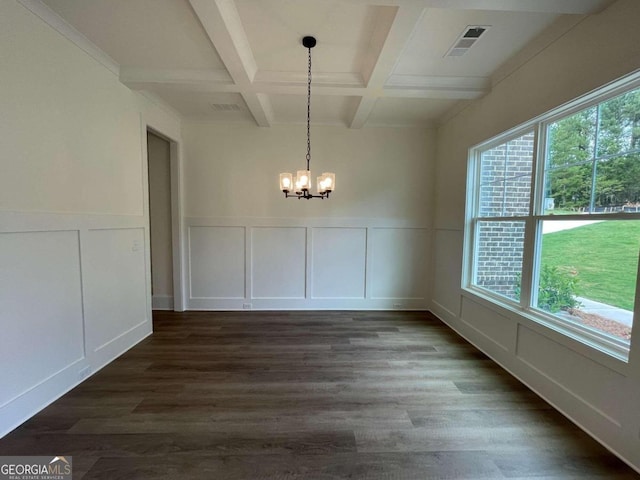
[541,221,640,310]
[544,209,581,215]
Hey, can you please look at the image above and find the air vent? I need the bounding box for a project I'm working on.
[210,103,241,112]
[445,25,490,57]
[463,27,486,39]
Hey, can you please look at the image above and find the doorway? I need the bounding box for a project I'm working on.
[147,131,174,310]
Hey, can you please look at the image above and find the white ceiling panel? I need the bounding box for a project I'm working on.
[367,97,463,127]
[144,88,254,123]
[394,8,559,77]
[271,94,359,126]
[235,0,395,74]
[41,0,226,70]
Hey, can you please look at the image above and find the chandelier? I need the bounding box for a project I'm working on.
[279,36,335,199]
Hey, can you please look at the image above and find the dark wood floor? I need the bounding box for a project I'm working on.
[1,311,638,479]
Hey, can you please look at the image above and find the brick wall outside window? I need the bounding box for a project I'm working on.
[475,133,534,299]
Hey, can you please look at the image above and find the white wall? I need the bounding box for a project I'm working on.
[182,123,434,310]
[431,0,640,471]
[148,132,174,309]
[0,0,181,437]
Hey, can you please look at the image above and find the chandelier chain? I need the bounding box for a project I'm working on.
[306,46,312,170]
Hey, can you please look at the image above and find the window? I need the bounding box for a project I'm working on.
[465,76,640,361]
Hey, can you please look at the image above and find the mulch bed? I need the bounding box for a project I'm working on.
[567,308,632,340]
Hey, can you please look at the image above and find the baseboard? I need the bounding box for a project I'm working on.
[187,298,429,311]
[0,359,85,438]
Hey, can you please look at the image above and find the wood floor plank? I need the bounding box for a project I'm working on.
[0,431,356,457]
[82,451,506,480]
[353,425,597,454]
[492,451,634,478]
[0,310,636,479]
[67,408,416,434]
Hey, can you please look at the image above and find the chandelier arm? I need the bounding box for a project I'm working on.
[283,191,328,199]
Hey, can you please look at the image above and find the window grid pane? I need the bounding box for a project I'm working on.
[478,132,534,218]
[596,88,640,158]
[594,153,640,211]
[474,220,525,301]
[536,220,639,342]
[544,87,640,215]
[544,163,593,213]
[547,107,597,169]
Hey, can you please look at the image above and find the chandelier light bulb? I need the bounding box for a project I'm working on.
[280,173,293,192]
[322,172,335,192]
[317,176,326,194]
[296,170,311,190]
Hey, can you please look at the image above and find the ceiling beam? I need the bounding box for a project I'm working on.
[121,68,366,90]
[119,68,486,99]
[385,74,489,98]
[188,0,256,83]
[189,0,271,126]
[349,3,425,128]
[254,71,365,88]
[350,97,379,130]
[243,93,274,127]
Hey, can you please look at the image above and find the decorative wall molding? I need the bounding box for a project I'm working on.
[185,216,430,310]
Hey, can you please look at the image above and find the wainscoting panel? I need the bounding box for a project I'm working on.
[460,297,515,352]
[83,227,149,354]
[184,217,430,310]
[311,227,366,299]
[252,227,306,299]
[431,229,464,318]
[0,230,84,407]
[189,226,246,299]
[0,212,151,439]
[370,228,428,300]
[516,325,625,425]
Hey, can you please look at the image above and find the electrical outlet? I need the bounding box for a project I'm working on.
[393,303,402,309]
[78,366,91,381]
[131,239,140,252]
[242,303,252,310]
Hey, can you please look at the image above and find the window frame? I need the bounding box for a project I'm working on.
[463,72,640,362]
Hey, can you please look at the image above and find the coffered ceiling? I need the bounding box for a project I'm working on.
[38,0,613,128]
